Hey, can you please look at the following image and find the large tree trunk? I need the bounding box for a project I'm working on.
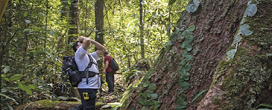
[68,0,79,54]
[121,0,272,110]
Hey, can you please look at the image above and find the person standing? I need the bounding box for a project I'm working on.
[103,51,115,93]
[72,36,106,110]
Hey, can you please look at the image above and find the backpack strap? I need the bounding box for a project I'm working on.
[83,54,98,84]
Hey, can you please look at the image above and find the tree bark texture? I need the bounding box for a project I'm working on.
[95,0,104,45]
[68,0,79,47]
[95,0,104,71]
[121,0,272,110]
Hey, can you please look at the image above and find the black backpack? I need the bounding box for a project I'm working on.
[109,57,119,71]
[62,55,96,88]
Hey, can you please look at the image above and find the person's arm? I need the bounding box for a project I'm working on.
[80,37,106,56]
[90,39,106,57]
[103,61,109,74]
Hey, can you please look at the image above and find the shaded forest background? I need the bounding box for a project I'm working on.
[0,0,189,109]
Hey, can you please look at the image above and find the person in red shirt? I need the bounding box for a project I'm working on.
[103,51,115,93]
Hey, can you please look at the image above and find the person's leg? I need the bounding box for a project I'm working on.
[106,71,114,92]
[78,89,97,110]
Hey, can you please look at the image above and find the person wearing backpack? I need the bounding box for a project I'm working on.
[103,51,116,93]
[72,36,106,110]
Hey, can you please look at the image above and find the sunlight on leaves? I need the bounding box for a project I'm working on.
[169,0,177,6]
[3,66,10,73]
[10,74,23,81]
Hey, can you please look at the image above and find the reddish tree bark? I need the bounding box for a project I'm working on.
[121,0,272,110]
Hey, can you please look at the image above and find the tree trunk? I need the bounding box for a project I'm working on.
[60,0,69,19]
[121,0,272,110]
[95,0,104,71]
[139,0,145,59]
[0,0,8,21]
[68,0,79,54]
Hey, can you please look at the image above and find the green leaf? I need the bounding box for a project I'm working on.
[139,98,147,105]
[18,82,32,95]
[184,55,192,61]
[257,103,272,108]
[182,51,189,57]
[184,64,191,71]
[148,84,157,91]
[181,82,190,90]
[186,4,198,13]
[175,97,187,109]
[187,25,195,32]
[18,82,26,91]
[49,31,54,36]
[186,45,192,51]
[179,69,186,76]
[246,4,257,17]
[168,0,177,6]
[154,101,161,108]
[226,49,236,61]
[182,30,190,37]
[143,81,150,87]
[23,12,28,17]
[191,90,207,103]
[240,24,253,36]
[181,41,189,48]
[177,78,184,85]
[181,72,190,81]
[141,106,149,110]
[186,35,194,43]
[28,84,36,89]
[3,66,10,73]
[180,59,188,66]
[10,74,23,81]
[151,93,158,99]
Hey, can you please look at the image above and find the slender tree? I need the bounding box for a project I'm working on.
[95,0,104,70]
[139,0,144,59]
[121,0,272,109]
[0,0,9,22]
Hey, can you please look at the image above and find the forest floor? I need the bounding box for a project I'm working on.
[16,74,127,110]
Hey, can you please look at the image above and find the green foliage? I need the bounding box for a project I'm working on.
[256,103,272,109]
[226,49,236,61]
[1,0,190,109]
[191,90,207,103]
[175,25,196,109]
[175,95,187,109]
[246,4,257,17]
[169,0,177,6]
[240,24,253,36]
